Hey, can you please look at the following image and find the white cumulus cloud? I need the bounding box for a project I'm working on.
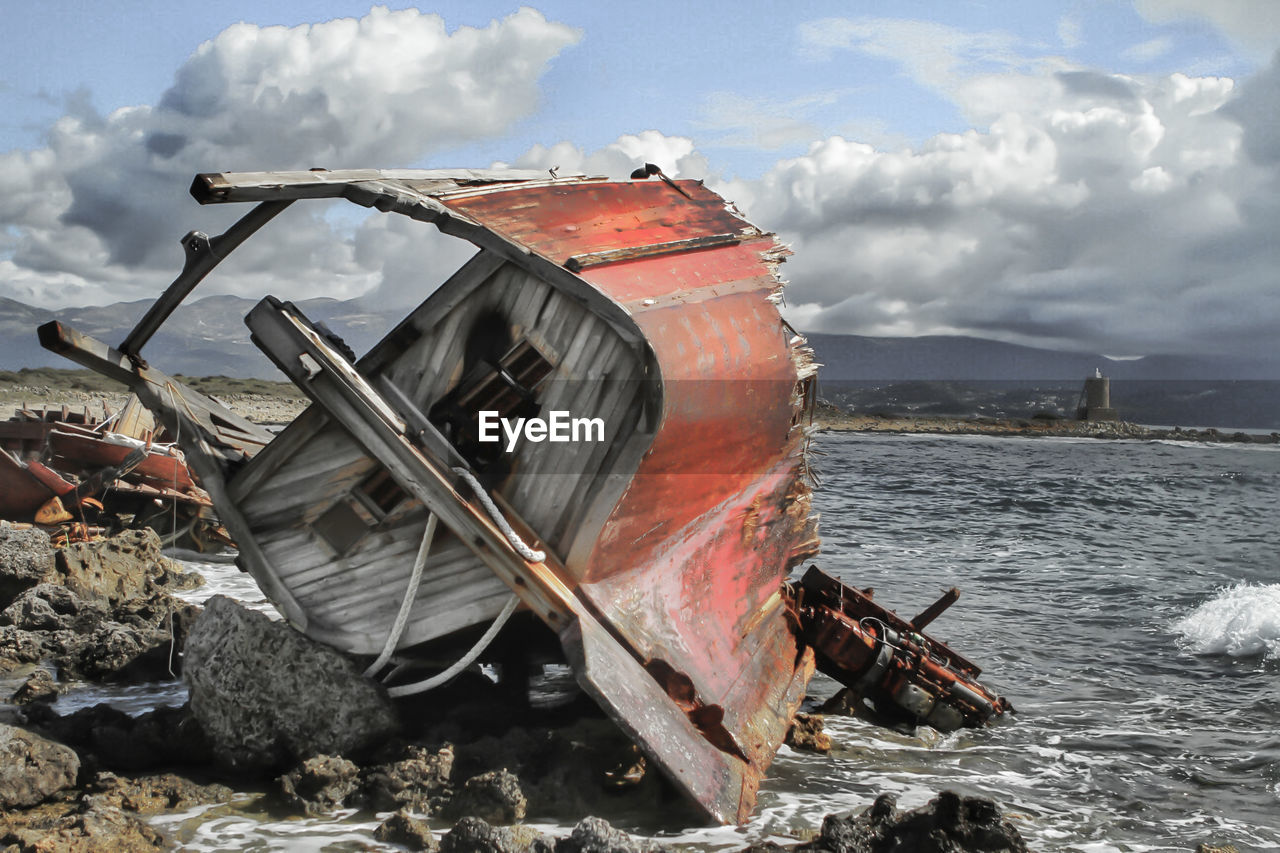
[738,57,1280,361]
[0,6,580,308]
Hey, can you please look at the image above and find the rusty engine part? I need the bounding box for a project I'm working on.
[792,566,1012,731]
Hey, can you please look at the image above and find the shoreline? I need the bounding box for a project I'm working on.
[814,409,1280,445]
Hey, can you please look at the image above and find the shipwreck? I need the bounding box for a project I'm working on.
[38,167,1008,823]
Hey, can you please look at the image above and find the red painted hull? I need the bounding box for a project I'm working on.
[449,181,819,818]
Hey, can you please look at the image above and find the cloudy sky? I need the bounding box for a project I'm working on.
[2,1,1278,362]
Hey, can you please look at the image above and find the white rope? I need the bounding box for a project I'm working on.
[451,467,545,562]
[385,593,520,697]
[364,512,437,678]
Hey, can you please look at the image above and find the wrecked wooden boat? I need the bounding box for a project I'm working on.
[39,167,820,823]
[38,167,1008,823]
[0,398,222,547]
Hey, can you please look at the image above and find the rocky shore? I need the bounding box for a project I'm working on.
[0,521,1039,852]
[815,406,1280,445]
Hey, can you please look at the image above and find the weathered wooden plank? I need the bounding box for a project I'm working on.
[565,232,740,272]
[227,406,330,501]
[191,169,581,204]
[358,250,506,377]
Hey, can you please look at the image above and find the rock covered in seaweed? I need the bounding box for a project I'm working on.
[785,712,832,754]
[182,594,398,771]
[376,808,439,851]
[440,816,555,853]
[443,768,528,824]
[277,754,362,815]
[364,743,455,812]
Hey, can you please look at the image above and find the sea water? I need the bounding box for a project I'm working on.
[133,432,1279,850]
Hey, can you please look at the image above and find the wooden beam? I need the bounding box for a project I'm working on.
[119,200,292,358]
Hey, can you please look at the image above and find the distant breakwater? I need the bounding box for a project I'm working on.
[815,410,1280,445]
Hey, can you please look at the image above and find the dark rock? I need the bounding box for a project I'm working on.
[83,771,234,815]
[440,816,553,853]
[364,743,454,812]
[71,620,174,680]
[0,582,107,632]
[24,702,211,771]
[0,572,200,682]
[1195,844,1240,853]
[0,802,165,852]
[453,718,664,819]
[182,595,398,771]
[444,768,527,824]
[555,816,664,853]
[786,712,832,754]
[375,809,439,851]
[0,522,55,607]
[10,667,60,704]
[0,723,80,808]
[278,754,361,815]
[799,791,1027,853]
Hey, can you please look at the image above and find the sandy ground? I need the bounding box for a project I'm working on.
[0,387,306,426]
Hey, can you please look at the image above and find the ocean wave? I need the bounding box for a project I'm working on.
[1173,584,1280,660]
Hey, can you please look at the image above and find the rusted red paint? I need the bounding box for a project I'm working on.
[446,180,758,263]
[48,430,198,493]
[448,178,817,821]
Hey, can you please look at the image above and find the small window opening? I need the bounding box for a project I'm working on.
[315,469,410,556]
[429,338,555,475]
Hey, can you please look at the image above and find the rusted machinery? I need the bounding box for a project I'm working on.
[792,566,1011,731]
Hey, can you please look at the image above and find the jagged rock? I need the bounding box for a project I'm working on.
[0,522,55,606]
[453,718,662,819]
[0,624,46,671]
[83,771,234,815]
[0,576,199,681]
[1,582,108,632]
[786,712,832,754]
[24,702,211,771]
[72,620,174,680]
[364,743,455,812]
[1195,845,1240,853]
[54,528,191,607]
[10,667,60,704]
[555,816,664,853]
[0,802,165,852]
[183,595,398,771]
[798,791,1027,853]
[444,769,527,824]
[0,723,80,808]
[375,809,439,851]
[440,816,554,853]
[278,754,361,815]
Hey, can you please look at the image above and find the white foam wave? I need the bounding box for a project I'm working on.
[1173,584,1280,659]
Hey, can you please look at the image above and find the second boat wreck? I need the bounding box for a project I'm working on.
[38,167,1008,824]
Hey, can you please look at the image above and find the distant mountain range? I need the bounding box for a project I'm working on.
[4,294,1275,382]
[804,333,1280,382]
